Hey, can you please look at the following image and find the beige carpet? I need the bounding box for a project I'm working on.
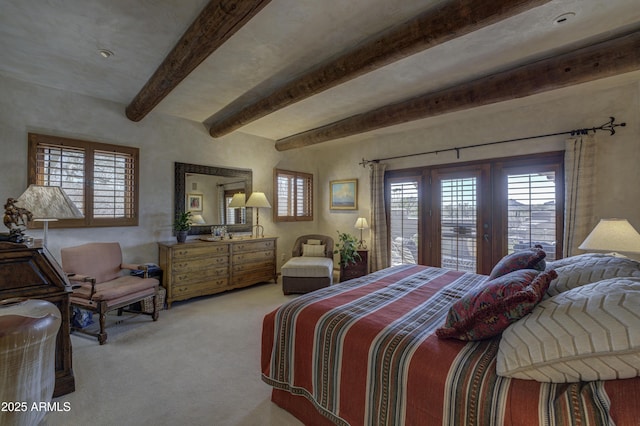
[44,281,303,426]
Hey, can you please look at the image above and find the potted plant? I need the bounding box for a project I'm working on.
[334,231,361,281]
[174,211,192,243]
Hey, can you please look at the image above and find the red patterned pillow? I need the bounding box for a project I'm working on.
[489,245,547,280]
[436,269,557,341]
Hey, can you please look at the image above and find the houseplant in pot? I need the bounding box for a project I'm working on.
[174,211,192,243]
[334,231,361,282]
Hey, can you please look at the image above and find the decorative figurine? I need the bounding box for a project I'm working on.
[2,198,33,242]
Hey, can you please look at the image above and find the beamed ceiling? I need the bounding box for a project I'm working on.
[1,0,639,150]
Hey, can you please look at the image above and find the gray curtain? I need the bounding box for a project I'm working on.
[369,162,389,272]
[564,134,596,257]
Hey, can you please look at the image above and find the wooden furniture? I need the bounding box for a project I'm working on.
[61,242,160,345]
[281,234,334,295]
[0,241,75,397]
[339,249,369,282]
[158,236,277,308]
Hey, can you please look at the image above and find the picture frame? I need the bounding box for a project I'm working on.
[187,194,203,212]
[330,179,358,210]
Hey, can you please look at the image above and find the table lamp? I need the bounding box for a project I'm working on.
[16,185,83,247]
[578,218,640,254]
[246,192,271,238]
[355,217,369,249]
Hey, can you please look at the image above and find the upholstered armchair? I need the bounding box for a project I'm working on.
[281,234,334,295]
[61,242,159,345]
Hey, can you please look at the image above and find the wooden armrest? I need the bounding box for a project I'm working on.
[67,273,95,283]
[121,263,151,278]
[67,273,97,299]
[121,262,147,271]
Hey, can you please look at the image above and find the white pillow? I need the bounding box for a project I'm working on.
[306,239,322,245]
[497,277,640,383]
[547,255,640,296]
[302,244,326,257]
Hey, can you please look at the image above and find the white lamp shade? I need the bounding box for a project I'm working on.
[228,193,246,208]
[191,214,206,224]
[246,192,271,208]
[578,218,640,254]
[355,217,369,229]
[16,185,83,219]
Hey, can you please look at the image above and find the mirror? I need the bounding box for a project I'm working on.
[175,162,253,235]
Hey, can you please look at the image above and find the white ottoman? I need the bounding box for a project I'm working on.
[281,257,333,294]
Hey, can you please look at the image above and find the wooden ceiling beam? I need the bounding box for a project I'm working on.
[125,0,271,122]
[275,30,640,151]
[208,0,552,137]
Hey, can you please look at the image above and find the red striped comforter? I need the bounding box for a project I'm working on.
[261,265,640,425]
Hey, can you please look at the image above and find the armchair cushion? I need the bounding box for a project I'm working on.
[61,242,123,284]
[281,257,333,278]
[71,275,158,302]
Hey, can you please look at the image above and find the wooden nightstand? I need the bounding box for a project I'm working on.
[339,249,369,282]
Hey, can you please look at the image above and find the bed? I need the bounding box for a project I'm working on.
[261,252,640,425]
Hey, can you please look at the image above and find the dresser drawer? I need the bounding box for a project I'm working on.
[173,244,229,259]
[232,249,274,264]
[172,255,228,273]
[233,239,275,253]
[172,278,229,300]
[233,260,275,273]
[232,267,275,286]
[173,266,228,285]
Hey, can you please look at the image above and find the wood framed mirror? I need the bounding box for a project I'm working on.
[174,162,253,235]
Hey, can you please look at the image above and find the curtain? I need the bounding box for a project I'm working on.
[369,162,389,272]
[564,134,596,257]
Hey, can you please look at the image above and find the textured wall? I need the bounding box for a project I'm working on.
[1,75,638,268]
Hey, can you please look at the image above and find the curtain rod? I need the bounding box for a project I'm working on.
[359,116,625,167]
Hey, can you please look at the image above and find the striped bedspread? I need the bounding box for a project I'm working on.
[261,264,640,425]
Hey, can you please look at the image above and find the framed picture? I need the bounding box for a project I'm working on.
[330,179,358,210]
[187,194,203,212]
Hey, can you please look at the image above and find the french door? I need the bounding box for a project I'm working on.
[429,164,491,273]
[386,152,563,275]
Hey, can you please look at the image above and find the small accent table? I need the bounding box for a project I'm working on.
[339,249,369,282]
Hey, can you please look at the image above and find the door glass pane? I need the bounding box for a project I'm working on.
[441,177,477,272]
[507,172,557,260]
[389,180,419,265]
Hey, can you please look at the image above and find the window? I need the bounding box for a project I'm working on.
[28,133,139,227]
[386,152,563,274]
[504,169,559,261]
[389,177,420,265]
[273,169,313,222]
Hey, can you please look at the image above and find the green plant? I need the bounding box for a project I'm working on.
[174,211,193,231]
[334,231,361,267]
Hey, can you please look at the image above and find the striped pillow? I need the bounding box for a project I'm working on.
[546,254,640,296]
[497,277,640,382]
[302,244,326,257]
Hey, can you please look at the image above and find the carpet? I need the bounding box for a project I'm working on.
[44,281,303,426]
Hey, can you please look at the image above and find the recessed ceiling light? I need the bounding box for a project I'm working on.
[99,49,114,58]
[553,12,575,25]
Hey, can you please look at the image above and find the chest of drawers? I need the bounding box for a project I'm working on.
[158,237,277,307]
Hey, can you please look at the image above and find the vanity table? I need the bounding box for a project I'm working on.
[158,237,277,308]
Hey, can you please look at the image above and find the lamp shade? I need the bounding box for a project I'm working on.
[578,218,640,254]
[16,185,83,220]
[355,217,369,230]
[246,192,271,208]
[191,214,206,224]
[228,193,246,208]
